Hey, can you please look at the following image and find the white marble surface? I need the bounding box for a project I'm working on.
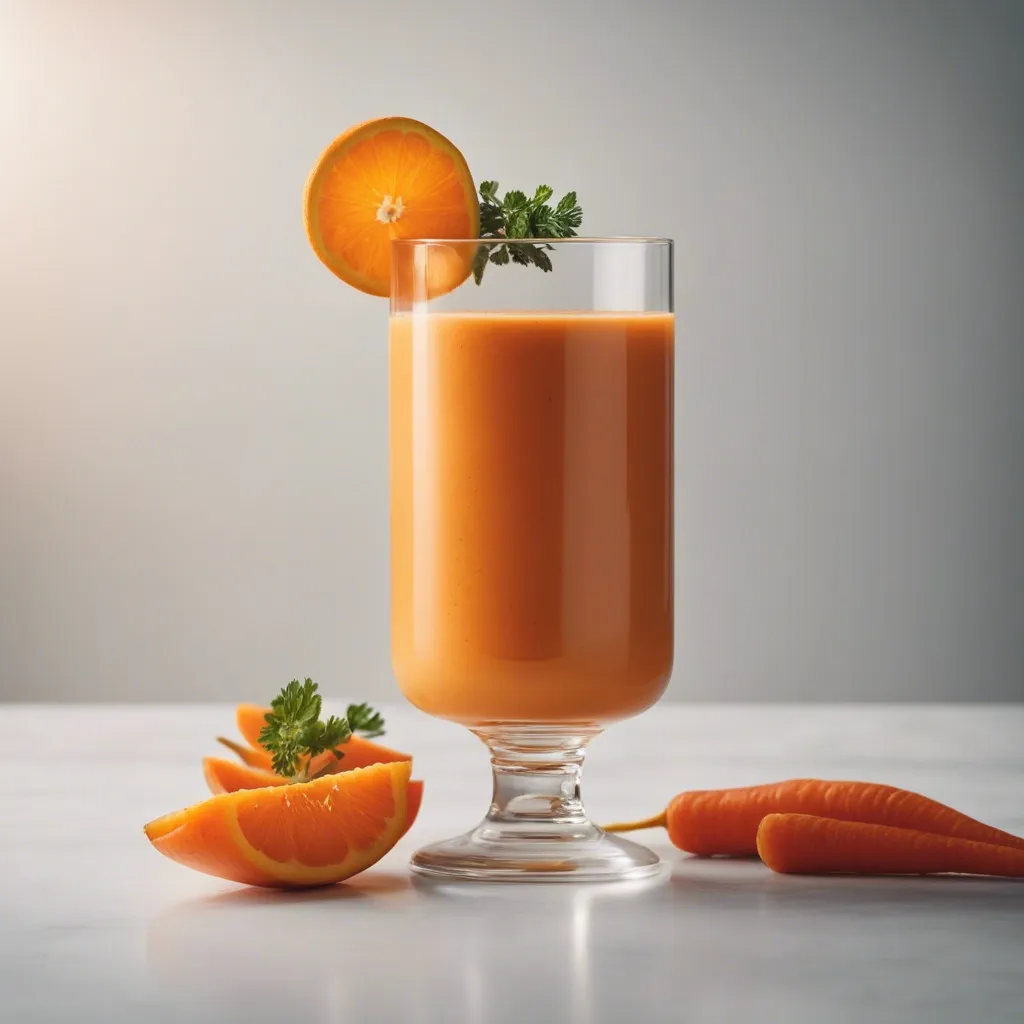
[1,704,1022,1023]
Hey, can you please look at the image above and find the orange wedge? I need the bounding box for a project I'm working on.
[404,778,424,835]
[303,116,479,297]
[215,735,277,769]
[202,756,281,794]
[202,757,425,837]
[145,761,412,888]
[234,702,277,750]
[232,703,412,772]
[215,735,408,781]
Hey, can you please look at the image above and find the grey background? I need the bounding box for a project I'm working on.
[1,0,1022,703]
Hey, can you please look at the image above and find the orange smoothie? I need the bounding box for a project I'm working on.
[390,311,674,726]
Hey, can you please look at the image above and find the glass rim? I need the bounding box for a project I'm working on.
[391,236,673,246]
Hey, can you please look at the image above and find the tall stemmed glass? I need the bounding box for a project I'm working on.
[390,238,673,881]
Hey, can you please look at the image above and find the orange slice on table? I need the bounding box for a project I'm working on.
[303,116,479,297]
[145,761,412,888]
[202,756,425,837]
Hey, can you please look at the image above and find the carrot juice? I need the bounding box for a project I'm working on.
[390,311,674,726]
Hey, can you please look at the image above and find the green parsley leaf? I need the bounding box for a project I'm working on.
[346,702,386,739]
[473,181,583,284]
[258,679,386,780]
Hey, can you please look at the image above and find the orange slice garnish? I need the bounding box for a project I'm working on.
[202,756,282,794]
[231,703,411,772]
[145,761,412,888]
[303,116,479,296]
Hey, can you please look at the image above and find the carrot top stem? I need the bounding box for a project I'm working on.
[602,811,668,834]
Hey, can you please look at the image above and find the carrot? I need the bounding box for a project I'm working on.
[757,813,1024,877]
[603,779,1024,856]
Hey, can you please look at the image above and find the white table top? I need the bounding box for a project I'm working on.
[1,703,1022,1023]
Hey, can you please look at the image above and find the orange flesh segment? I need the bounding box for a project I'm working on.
[234,764,396,868]
[304,116,478,297]
[202,757,424,838]
[145,761,412,888]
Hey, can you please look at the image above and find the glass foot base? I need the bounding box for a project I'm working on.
[412,723,660,882]
[412,823,661,882]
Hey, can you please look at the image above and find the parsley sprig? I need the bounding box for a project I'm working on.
[473,181,583,284]
[258,679,386,780]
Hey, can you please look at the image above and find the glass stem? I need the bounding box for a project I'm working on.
[473,726,602,831]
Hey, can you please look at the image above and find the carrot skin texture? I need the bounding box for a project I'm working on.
[665,780,1024,856]
[757,814,1024,877]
